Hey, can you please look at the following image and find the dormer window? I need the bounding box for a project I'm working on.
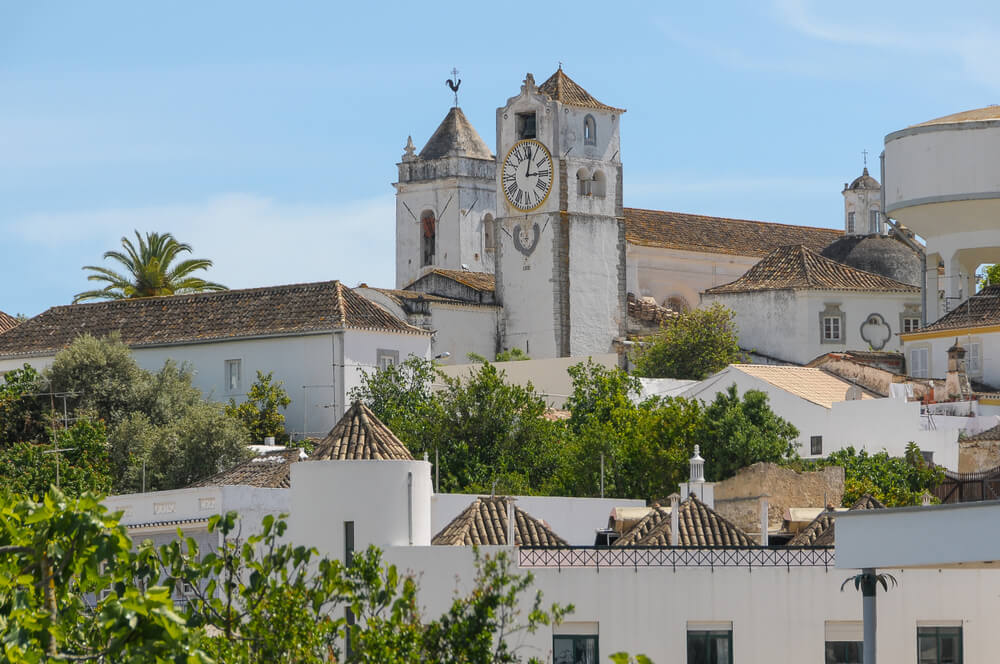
[583,115,596,146]
[516,112,536,139]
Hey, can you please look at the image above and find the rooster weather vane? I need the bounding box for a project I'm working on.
[446,68,461,107]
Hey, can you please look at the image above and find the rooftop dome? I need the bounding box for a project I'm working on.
[910,105,1000,128]
[820,234,922,287]
[847,167,879,191]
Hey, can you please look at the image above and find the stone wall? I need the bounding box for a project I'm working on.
[713,462,845,532]
[959,440,1000,473]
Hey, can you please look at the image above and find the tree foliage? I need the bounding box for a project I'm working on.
[0,419,112,498]
[225,371,292,444]
[630,303,743,379]
[977,263,1000,290]
[795,443,944,507]
[74,230,227,302]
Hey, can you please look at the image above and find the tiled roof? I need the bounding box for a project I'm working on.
[188,448,304,489]
[966,424,1000,442]
[787,494,885,547]
[730,364,877,409]
[418,107,494,161]
[615,496,756,547]
[310,401,414,461]
[0,280,426,359]
[624,208,842,258]
[425,269,496,292]
[371,287,495,308]
[918,285,1000,334]
[911,105,1000,128]
[538,69,625,113]
[0,310,19,334]
[432,496,567,546]
[704,245,920,295]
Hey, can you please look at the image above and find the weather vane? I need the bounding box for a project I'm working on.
[446,68,461,107]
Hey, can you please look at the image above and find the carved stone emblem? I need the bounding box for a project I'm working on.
[860,313,891,350]
[514,222,541,257]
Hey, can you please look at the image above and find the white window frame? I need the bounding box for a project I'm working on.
[224,358,242,394]
[903,317,921,333]
[823,316,842,342]
[869,208,880,233]
[967,341,982,375]
[376,349,399,371]
[847,211,855,233]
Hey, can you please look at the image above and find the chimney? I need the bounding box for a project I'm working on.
[669,493,680,546]
[506,499,516,545]
[689,445,705,483]
[678,445,715,507]
[758,495,770,546]
[945,340,970,400]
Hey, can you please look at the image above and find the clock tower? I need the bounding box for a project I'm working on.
[494,68,626,357]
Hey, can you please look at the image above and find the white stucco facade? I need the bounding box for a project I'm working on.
[627,244,758,313]
[702,289,921,365]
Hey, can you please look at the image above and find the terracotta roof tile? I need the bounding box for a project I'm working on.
[918,285,1000,334]
[966,423,1000,443]
[310,401,414,461]
[418,107,494,161]
[729,364,877,409]
[188,448,304,489]
[425,269,495,292]
[704,245,920,295]
[538,69,625,113]
[788,494,885,547]
[371,287,495,308]
[432,496,567,546]
[615,496,756,547]
[0,281,427,359]
[0,311,19,334]
[911,105,1000,128]
[625,208,842,258]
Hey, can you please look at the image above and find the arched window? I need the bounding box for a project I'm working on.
[420,210,435,266]
[483,213,494,252]
[576,168,592,196]
[591,170,606,198]
[583,115,596,146]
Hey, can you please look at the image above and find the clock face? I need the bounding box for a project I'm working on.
[501,139,553,212]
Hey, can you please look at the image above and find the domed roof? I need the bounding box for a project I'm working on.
[846,167,879,191]
[820,234,921,287]
[911,105,1000,128]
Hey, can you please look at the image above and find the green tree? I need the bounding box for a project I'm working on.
[0,488,213,662]
[978,263,1000,290]
[350,355,439,446]
[695,385,800,481]
[225,370,292,444]
[630,303,743,379]
[74,230,227,302]
[0,419,112,497]
[797,443,944,507]
[0,364,47,445]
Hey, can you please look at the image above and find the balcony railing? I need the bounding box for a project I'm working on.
[518,546,835,570]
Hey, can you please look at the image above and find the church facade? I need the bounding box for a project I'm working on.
[373,68,921,365]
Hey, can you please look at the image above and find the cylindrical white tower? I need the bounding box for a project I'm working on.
[884,106,1000,323]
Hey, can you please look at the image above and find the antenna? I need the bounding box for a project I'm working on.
[446,68,461,107]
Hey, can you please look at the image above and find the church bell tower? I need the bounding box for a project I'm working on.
[494,68,626,358]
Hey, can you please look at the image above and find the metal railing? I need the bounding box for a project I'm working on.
[518,546,835,570]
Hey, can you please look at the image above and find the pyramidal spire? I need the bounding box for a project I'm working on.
[417,107,492,161]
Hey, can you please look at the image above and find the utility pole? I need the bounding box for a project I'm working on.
[42,447,76,489]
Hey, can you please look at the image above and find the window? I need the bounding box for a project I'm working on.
[967,341,982,374]
[918,625,962,664]
[516,112,536,139]
[583,114,596,146]
[687,625,732,664]
[483,214,494,252]
[224,359,242,393]
[591,170,606,197]
[826,621,862,664]
[577,168,592,196]
[903,317,921,333]
[824,316,842,341]
[553,635,598,664]
[870,209,881,234]
[376,349,399,371]
[810,435,823,456]
[910,348,929,378]
[847,211,855,233]
[421,210,436,266]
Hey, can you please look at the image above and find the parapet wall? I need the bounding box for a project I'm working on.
[714,462,844,532]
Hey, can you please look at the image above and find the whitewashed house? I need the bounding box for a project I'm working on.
[682,364,961,468]
[701,244,921,365]
[0,281,431,439]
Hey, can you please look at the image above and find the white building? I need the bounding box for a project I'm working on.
[701,245,922,365]
[0,281,432,439]
[682,364,961,468]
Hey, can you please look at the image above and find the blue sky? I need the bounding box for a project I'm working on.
[3,1,1000,316]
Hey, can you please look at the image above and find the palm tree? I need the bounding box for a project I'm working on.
[842,568,898,664]
[74,231,227,303]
